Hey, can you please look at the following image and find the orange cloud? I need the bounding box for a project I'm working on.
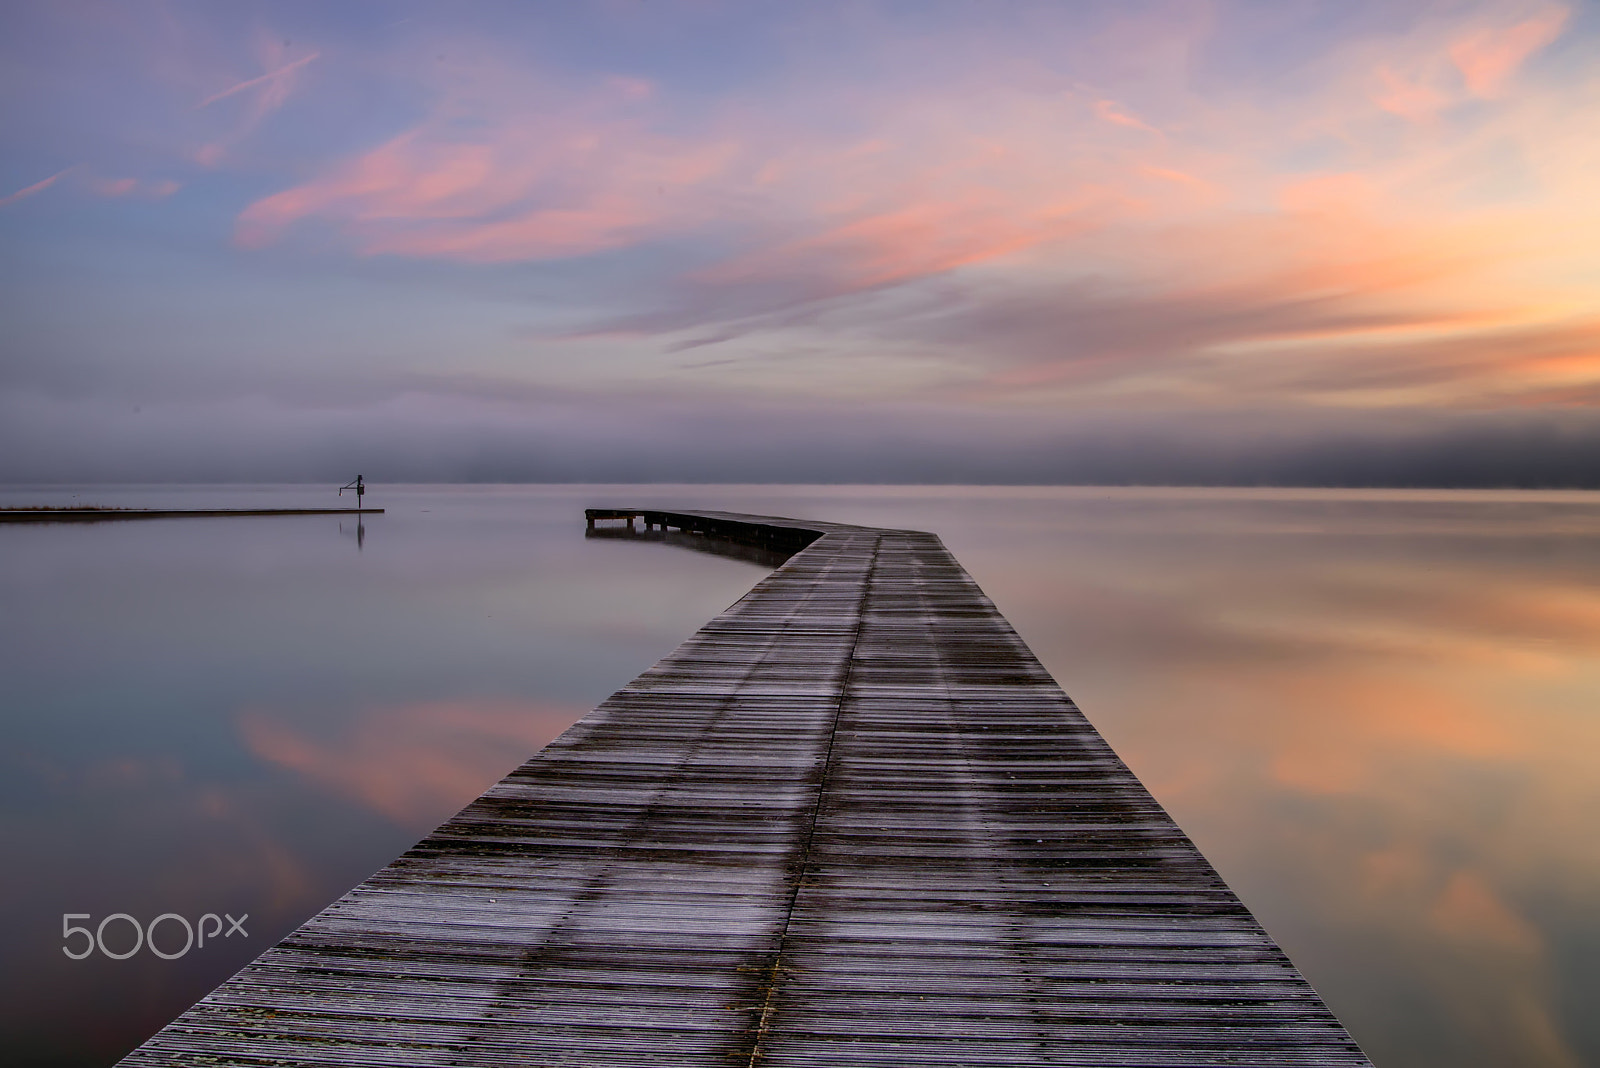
[1429,870,1542,953]
[1450,6,1569,98]
[1276,172,1378,215]
[1139,164,1204,188]
[1260,672,1529,800]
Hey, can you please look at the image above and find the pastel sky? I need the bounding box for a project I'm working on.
[3,0,1598,483]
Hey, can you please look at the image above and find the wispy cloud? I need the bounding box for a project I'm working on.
[1450,5,1569,98]
[1095,98,1161,134]
[231,54,1169,308]
[90,175,181,198]
[198,50,320,109]
[1374,65,1452,121]
[235,69,728,256]
[5,0,1599,458]
[1372,3,1569,121]
[1,167,180,207]
[0,166,75,207]
[219,3,1592,418]
[194,36,320,166]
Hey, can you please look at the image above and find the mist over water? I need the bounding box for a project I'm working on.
[2,484,1597,1067]
[7,394,1600,488]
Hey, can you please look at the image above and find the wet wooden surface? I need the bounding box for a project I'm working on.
[122,510,1370,1067]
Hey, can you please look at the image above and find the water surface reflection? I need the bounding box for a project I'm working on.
[0,485,774,1065]
[2,485,1596,1067]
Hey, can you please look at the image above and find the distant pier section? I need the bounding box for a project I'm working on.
[0,507,382,523]
[123,508,1370,1066]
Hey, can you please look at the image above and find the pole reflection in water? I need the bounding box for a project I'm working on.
[338,517,366,550]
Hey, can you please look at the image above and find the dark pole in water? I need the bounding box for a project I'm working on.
[338,475,366,511]
[338,477,369,551]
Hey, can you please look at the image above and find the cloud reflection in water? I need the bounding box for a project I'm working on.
[239,698,583,826]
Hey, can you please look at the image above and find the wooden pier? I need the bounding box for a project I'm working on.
[0,507,383,523]
[122,509,1370,1066]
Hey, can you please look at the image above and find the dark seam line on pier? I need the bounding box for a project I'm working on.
[483,529,848,1045]
[913,551,1054,1059]
[742,533,880,1066]
[498,646,772,1003]
[480,550,846,1013]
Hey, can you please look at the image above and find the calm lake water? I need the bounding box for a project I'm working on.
[2,484,1597,1067]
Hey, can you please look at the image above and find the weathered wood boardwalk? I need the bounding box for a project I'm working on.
[123,509,1370,1067]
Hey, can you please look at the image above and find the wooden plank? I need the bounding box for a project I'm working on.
[120,511,1370,1067]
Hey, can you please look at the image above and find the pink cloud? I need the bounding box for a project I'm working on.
[235,110,737,260]
[93,177,137,197]
[1095,98,1160,134]
[1450,6,1568,98]
[2,168,180,209]
[233,57,1169,298]
[230,52,749,261]
[696,187,1110,297]
[0,166,74,208]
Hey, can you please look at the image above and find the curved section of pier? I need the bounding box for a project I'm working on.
[122,509,1371,1067]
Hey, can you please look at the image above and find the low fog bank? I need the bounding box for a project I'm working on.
[4,390,1599,488]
